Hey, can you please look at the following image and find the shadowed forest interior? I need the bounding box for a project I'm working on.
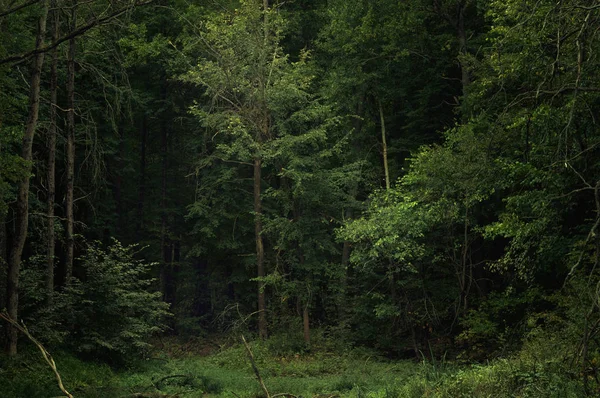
[1,0,600,396]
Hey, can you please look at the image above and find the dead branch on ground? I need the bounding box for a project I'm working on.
[0,312,73,398]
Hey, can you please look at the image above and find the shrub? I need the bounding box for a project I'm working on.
[62,240,170,362]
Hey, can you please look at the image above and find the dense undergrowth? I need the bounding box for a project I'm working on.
[0,330,589,398]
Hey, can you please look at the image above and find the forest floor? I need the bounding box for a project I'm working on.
[0,334,587,397]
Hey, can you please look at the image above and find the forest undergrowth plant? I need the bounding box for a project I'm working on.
[60,239,170,363]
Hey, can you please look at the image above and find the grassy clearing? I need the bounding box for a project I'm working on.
[0,336,587,397]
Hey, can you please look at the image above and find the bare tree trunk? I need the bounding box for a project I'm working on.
[6,0,49,356]
[378,99,390,190]
[46,0,59,305]
[254,156,267,339]
[65,0,77,283]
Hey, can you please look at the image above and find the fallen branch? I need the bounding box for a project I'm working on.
[241,335,271,398]
[0,312,73,398]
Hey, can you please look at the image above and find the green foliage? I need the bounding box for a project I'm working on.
[62,240,170,361]
[0,127,28,217]
[0,339,589,397]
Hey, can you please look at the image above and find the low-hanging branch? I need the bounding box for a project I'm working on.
[0,0,153,65]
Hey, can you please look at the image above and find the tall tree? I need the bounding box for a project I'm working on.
[64,0,77,282]
[183,0,323,338]
[6,0,49,356]
[46,0,60,303]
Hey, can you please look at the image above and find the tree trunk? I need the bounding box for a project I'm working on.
[6,0,49,356]
[378,99,390,190]
[65,0,77,283]
[254,156,267,339]
[46,0,59,305]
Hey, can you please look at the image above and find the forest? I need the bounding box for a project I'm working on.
[1,0,600,396]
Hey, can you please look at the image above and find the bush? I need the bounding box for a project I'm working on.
[62,240,170,362]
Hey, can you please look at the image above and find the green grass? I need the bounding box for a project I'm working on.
[0,337,588,397]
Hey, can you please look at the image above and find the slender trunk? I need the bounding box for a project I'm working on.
[6,0,49,356]
[378,100,390,190]
[254,156,267,339]
[255,0,269,339]
[65,0,77,282]
[46,1,59,304]
[136,116,147,240]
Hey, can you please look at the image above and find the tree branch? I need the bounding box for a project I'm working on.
[0,312,73,398]
[241,335,271,398]
[0,0,41,18]
[0,0,153,65]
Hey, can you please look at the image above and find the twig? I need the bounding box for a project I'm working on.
[241,335,270,398]
[0,312,73,398]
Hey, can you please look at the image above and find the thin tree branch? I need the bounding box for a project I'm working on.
[241,335,271,398]
[0,0,41,17]
[0,0,153,65]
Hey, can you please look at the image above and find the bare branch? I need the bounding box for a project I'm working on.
[241,335,271,398]
[0,312,73,398]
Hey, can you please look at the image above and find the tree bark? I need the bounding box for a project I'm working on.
[254,0,269,340]
[46,0,59,304]
[254,156,267,339]
[6,0,49,356]
[378,99,390,190]
[65,0,76,283]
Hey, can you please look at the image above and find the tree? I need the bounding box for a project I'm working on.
[6,0,49,356]
[183,0,314,338]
